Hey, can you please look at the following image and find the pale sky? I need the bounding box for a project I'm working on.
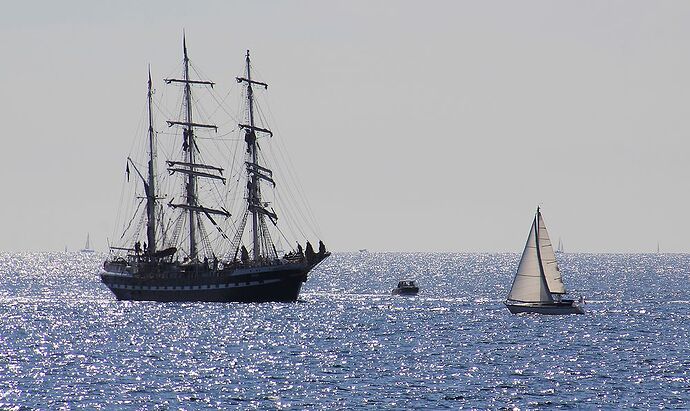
[2,1,690,253]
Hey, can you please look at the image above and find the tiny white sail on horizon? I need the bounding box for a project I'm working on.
[557,237,564,253]
[81,233,94,253]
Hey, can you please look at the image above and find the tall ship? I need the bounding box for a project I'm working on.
[504,207,584,315]
[101,38,329,302]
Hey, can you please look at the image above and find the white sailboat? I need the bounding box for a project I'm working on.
[504,208,584,315]
[556,237,564,254]
[81,233,95,253]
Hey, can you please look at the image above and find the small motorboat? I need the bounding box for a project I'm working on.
[392,280,419,296]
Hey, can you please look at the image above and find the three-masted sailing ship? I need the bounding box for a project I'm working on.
[101,39,329,302]
[504,207,584,315]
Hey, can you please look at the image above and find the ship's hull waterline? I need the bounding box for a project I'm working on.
[100,263,315,303]
[504,301,585,315]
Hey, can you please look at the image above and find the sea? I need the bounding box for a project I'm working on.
[0,251,689,410]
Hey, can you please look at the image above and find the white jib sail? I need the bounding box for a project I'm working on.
[537,211,566,294]
[507,217,554,303]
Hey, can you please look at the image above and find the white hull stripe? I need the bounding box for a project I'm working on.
[106,278,283,291]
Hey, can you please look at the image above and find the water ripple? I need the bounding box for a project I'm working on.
[0,252,689,408]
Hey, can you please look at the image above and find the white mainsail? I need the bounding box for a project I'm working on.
[507,218,553,303]
[537,212,566,294]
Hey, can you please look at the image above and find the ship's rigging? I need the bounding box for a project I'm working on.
[109,38,324,265]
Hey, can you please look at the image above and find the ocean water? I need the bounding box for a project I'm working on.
[0,252,689,409]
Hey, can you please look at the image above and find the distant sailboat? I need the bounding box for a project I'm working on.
[504,208,584,315]
[556,237,564,254]
[81,233,95,253]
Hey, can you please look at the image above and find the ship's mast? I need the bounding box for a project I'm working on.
[146,68,157,255]
[182,38,198,259]
[237,50,274,260]
[164,35,221,260]
[246,51,260,260]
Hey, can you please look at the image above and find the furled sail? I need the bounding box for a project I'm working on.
[537,211,566,294]
[246,162,275,187]
[507,218,553,303]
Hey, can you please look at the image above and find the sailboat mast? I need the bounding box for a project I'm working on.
[535,208,550,293]
[146,68,157,255]
[245,50,261,260]
[183,37,198,259]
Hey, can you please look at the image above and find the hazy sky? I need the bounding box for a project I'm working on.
[2,1,690,253]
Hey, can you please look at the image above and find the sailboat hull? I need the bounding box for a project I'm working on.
[504,300,584,315]
[100,257,328,303]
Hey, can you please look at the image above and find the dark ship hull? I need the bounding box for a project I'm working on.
[101,255,329,303]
